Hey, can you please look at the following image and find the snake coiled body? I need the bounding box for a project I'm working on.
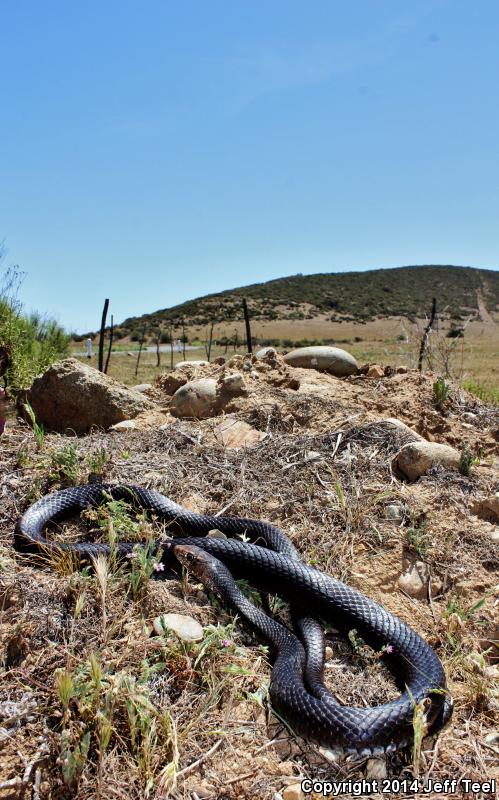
[14,484,451,755]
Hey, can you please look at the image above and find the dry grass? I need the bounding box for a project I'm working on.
[1,354,498,798]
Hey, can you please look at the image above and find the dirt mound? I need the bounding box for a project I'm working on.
[0,357,498,798]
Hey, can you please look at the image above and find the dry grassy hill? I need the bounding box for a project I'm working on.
[106,265,499,340]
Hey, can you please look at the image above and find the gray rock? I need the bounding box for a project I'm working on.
[132,383,152,393]
[398,560,430,599]
[153,613,203,642]
[170,378,218,418]
[284,346,358,376]
[256,347,277,359]
[109,419,138,431]
[393,440,461,481]
[27,358,154,434]
[174,360,209,370]
[219,372,245,396]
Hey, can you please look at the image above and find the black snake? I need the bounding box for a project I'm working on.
[14,483,452,756]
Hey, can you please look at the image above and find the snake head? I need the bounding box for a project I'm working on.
[173,544,220,588]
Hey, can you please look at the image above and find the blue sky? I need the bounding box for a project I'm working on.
[1,1,498,333]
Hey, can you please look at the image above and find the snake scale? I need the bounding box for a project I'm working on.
[14,483,452,756]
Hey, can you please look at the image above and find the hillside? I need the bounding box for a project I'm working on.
[112,265,499,339]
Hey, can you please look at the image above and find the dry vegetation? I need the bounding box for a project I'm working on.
[1,352,498,799]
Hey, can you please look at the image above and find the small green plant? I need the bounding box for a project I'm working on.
[126,544,163,600]
[433,376,450,408]
[23,400,45,448]
[50,444,80,485]
[458,446,479,477]
[87,447,110,479]
[406,517,432,559]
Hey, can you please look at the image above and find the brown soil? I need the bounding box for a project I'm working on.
[1,355,498,799]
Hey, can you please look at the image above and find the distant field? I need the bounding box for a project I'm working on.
[72,315,499,403]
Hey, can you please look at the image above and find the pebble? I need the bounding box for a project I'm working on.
[397,560,430,599]
[366,757,387,781]
[386,502,403,520]
[367,364,384,378]
[152,613,203,641]
[282,784,304,800]
[109,419,138,431]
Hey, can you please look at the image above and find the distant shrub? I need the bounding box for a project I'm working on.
[447,327,464,338]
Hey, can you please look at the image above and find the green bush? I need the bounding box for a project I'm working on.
[0,269,70,390]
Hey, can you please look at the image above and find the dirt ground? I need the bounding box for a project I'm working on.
[1,354,498,800]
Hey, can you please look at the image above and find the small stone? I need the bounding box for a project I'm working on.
[174,360,209,370]
[325,646,334,660]
[318,746,338,763]
[366,757,387,781]
[367,364,384,378]
[213,418,266,449]
[386,503,403,520]
[109,419,138,431]
[152,613,203,642]
[463,411,477,421]
[484,731,499,745]
[219,372,245,396]
[486,528,499,543]
[472,493,499,523]
[398,560,430,599]
[282,783,303,800]
[132,383,152,393]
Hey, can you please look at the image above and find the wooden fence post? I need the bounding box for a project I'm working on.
[135,324,147,377]
[98,299,109,372]
[104,314,114,374]
[242,298,252,353]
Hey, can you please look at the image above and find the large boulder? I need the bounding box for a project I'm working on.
[27,358,155,434]
[284,346,358,376]
[393,440,461,481]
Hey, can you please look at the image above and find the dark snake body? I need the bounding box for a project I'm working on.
[14,484,451,755]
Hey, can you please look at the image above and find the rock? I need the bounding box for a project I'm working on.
[170,378,218,419]
[284,346,358,376]
[366,758,387,781]
[486,528,499,543]
[393,441,461,481]
[282,784,303,800]
[382,418,425,441]
[213,418,266,449]
[109,419,138,431]
[367,364,384,378]
[386,503,404,521]
[132,383,152,393]
[398,560,430,599]
[256,346,277,360]
[156,372,188,395]
[463,411,477,421]
[27,358,154,434]
[472,494,499,523]
[174,360,208,370]
[325,646,334,660]
[218,372,246,396]
[153,613,203,642]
